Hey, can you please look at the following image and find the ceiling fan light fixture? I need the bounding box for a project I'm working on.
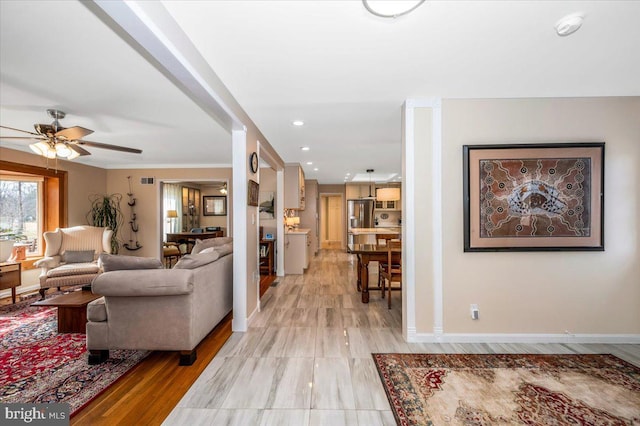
[29,141,56,159]
[66,149,81,160]
[55,142,72,158]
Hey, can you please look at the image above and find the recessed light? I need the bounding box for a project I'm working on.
[300,146,310,151]
[306,161,313,165]
[292,120,304,126]
[346,172,351,176]
[555,12,584,37]
[313,168,318,171]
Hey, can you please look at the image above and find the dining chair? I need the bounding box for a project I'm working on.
[376,233,399,288]
[379,240,402,309]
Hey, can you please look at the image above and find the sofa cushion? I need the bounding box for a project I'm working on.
[46,262,101,278]
[191,237,233,254]
[63,249,95,263]
[87,297,107,322]
[174,251,220,269]
[215,242,233,257]
[100,254,163,272]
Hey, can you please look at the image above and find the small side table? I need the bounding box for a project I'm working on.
[0,261,21,304]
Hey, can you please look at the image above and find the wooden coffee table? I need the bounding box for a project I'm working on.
[32,291,102,333]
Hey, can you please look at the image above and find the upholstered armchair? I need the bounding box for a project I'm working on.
[34,226,113,298]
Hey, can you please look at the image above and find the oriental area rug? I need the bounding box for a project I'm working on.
[373,353,640,426]
[0,294,149,416]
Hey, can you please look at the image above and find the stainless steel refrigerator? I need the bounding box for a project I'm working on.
[347,199,375,244]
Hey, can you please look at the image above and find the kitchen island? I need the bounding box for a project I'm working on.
[284,228,311,274]
[349,227,400,244]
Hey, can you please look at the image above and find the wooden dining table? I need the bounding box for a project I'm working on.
[347,243,401,303]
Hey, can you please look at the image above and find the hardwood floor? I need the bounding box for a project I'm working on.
[259,273,277,298]
[70,313,232,426]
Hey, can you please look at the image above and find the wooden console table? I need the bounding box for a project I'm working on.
[0,261,21,304]
[167,231,224,252]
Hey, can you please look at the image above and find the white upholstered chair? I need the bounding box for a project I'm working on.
[34,226,113,298]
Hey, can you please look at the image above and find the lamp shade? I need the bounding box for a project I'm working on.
[167,209,178,218]
[376,187,400,201]
[285,217,300,227]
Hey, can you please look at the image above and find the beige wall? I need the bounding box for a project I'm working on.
[258,166,277,236]
[415,97,640,336]
[105,168,231,259]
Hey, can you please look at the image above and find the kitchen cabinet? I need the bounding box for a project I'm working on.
[374,200,399,210]
[284,164,305,210]
[284,229,310,274]
[298,179,319,255]
[346,183,375,199]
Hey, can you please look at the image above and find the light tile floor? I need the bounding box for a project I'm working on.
[164,249,640,426]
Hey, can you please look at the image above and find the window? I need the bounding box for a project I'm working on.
[0,174,43,256]
[0,160,67,261]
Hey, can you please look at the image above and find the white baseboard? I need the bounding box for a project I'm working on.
[231,306,259,332]
[411,332,640,344]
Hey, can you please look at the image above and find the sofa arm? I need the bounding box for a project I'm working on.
[34,255,61,269]
[92,269,194,297]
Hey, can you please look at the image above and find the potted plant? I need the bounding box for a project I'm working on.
[86,193,123,254]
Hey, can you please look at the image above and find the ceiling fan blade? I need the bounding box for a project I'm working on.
[0,125,42,137]
[56,126,93,141]
[75,139,142,154]
[68,144,91,156]
[0,135,46,142]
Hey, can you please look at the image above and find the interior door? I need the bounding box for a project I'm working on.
[328,196,341,242]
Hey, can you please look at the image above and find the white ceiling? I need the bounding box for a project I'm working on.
[1,1,639,183]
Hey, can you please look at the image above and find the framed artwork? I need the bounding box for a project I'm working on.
[463,142,605,252]
[248,179,260,206]
[203,195,226,216]
[259,191,275,219]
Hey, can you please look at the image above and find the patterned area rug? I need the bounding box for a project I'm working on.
[0,294,149,416]
[373,353,640,426]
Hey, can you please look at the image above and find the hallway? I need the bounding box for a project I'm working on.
[164,249,640,425]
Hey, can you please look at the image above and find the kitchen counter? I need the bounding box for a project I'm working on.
[286,228,310,235]
[350,228,400,235]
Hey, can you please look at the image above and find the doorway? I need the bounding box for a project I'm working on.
[258,165,277,297]
[320,194,343,249]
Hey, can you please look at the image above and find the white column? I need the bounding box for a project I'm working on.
[232,128,248,332]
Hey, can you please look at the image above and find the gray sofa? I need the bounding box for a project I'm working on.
[86,238,233,366]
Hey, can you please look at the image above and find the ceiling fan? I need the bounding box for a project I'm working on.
[0,109,142,160]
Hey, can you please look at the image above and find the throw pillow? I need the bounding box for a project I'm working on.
[213,243,233,257]
[173,250,220,269]
[63,250,95,263]
[99,253,163,272]
[191,237,233,254]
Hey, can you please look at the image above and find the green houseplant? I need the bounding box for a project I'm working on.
[86,193,123,254]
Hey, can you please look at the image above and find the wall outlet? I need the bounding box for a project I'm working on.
[470,304,479,320]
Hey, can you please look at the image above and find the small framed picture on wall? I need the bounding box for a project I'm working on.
[248,180,259,206]
[203,195,227,216]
